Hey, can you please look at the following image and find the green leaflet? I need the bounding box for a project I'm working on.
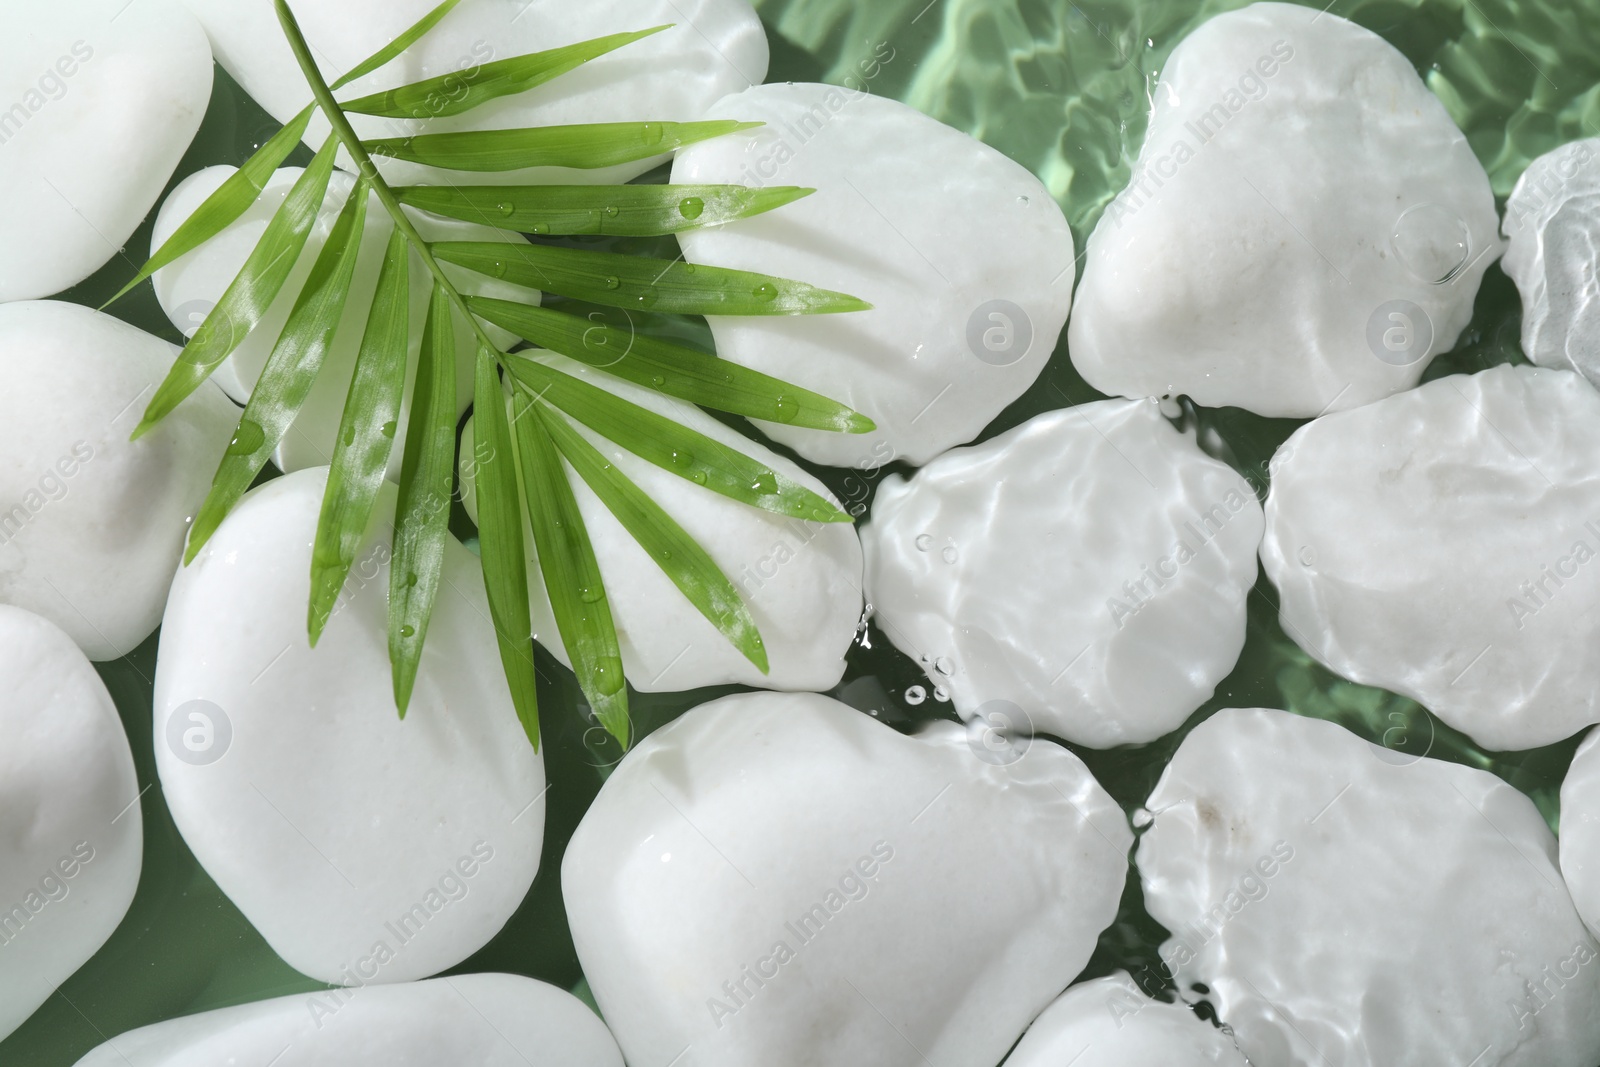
[388,283,458,713]
[433,241,872,316]
[341,26,671,119]
[513,393,630,748]
[134,135,341,439]
[538,405,768,673]
[329,0,466,90]
[503,352,849,523]
[112,0,467,309]
[187,181,368,564]
[106,106,315,309]
[465,297,874,432]
[472,349,542,749]
[364,120,758,172]
[394,183,813,236]
[308,224,411,644]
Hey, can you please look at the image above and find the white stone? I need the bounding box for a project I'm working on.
[0,300,236,660]
[154,467,545,986]
[0,606,142,1043]
[0,0,212,301]
[563,691,1131,1067]
[152,165,529,479]
[1068,2,1500,418]
[1261,363,1600,751]
[673,82,1075,468]
[1502,138,1600,387]
[178,0,768,186]
[72,973,622,1066]
[460,354,863,693]
[1560,727,1600,940]
[1138,707,1600,1067]
[1003,972,1248,1067]
[863,401,1261,748]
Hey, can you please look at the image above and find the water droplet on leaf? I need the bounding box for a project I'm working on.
[226,420,265,456]
[603,276,621,291]
[773,396,799,423]
[593,658,625,695]
[380,421,397,438]
[752,283,778,303]
[679,196,705,220]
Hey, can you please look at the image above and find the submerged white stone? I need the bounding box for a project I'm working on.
[0,300,236,660]
[1003,972,1248,1067]
[673,82,1075,468]
[0,0,212,301]
[460,355,864,693]
[153,165,528,479]
[178,0,767,186]
[1069,2,1499,417]
[154,467,545,986]
[1502,139,1600,387]
[1139,708,1600,1067]
[72,973,622,1066]
[0,606,142,1043]
[1262,363,1600,751]
[1560,728,1600,940]
[564,691,1131,1067]
[863,401,1262,749]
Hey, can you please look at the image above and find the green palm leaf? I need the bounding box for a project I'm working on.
[341,27,671,119]
[117,0,877,748]
[513,393,630,748]
[364,120,757,172]
[309,225,411,644]
[187,180,369,563]
[465,297,873,432]
[538,406,769,673]
[105,106,315,308]
[328,0,466,90]
[394,182,812,236]
[388,282,458,713]
[433,241,871,316]
[503,352,849,523]
[109,0,464,309]
[473,349,542,749]
[134,134,342,438]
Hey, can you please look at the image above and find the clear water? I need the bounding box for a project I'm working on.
[6,0,1599,1061]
